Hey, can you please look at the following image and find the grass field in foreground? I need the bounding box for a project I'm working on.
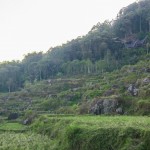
[0,116,149,150]
[0,132,51,150]
[31,115,150,150]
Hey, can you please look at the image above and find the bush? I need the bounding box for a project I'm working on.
[8,112,19,120]
[23,110,37,125]
[137,100,150,115]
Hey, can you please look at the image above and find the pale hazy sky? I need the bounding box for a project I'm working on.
[0,0,136,62]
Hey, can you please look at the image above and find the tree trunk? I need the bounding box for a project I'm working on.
[146,43,150,54]
[8,86,11,93]
[39,69,42,81]
[87,65,90,74]
[149,20,150,32]
[139,15,142,32]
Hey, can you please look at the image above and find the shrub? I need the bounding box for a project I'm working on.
[137,100,150,115]
[8,112,19,120]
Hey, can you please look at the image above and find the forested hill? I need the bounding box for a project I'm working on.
[0,0,150,92]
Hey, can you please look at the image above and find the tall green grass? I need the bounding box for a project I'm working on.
[31,115,150,150]
[0,132,52,150]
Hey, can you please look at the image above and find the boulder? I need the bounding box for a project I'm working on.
[90,98,122,115]
[23,118,30,125]
[103,99,118,114]
[141,68,150,73]
[142,77,150,85]
[23,116,34,125]
[127,84,138,96]
[116,107,123,114]
[127,67,136,73]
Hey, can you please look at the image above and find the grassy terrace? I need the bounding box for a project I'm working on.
[44,115,150,129]
[31,115,150,150]
[0,115,149,149]
[0,122,26,131]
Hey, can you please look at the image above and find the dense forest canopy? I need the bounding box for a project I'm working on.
[0,0,150,92]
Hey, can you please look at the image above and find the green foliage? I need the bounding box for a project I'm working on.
[0,132,51,150]
[0,59,149,115]
[56,106,77,114]
[137,100,150,115]
[0,61,23,92]
[0,0,149,117]
[31,115,150,150]
[58,90,82,103]
[113,0,150,37]
[66,127,150,150]
[0,122,25,131]
[0,0,150,91]
[83,89,102,99]
[0,1,150,149]
[0,115,149,150]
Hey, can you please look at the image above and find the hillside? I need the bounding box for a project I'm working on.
[0,56,149,117]
[0,0,150,117]
[0,1,150,150]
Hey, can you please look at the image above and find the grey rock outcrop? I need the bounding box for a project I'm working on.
[141,67,150,73]
[142,77,150,85]
[127,84,138,96]
[116,107,123,114]
[90,98,123,115]
[23,118,31,125]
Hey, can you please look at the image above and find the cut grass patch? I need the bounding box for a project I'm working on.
[0,122,26,131]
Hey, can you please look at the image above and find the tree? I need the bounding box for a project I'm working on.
[6,78,13,93]
[146,42,150,54]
